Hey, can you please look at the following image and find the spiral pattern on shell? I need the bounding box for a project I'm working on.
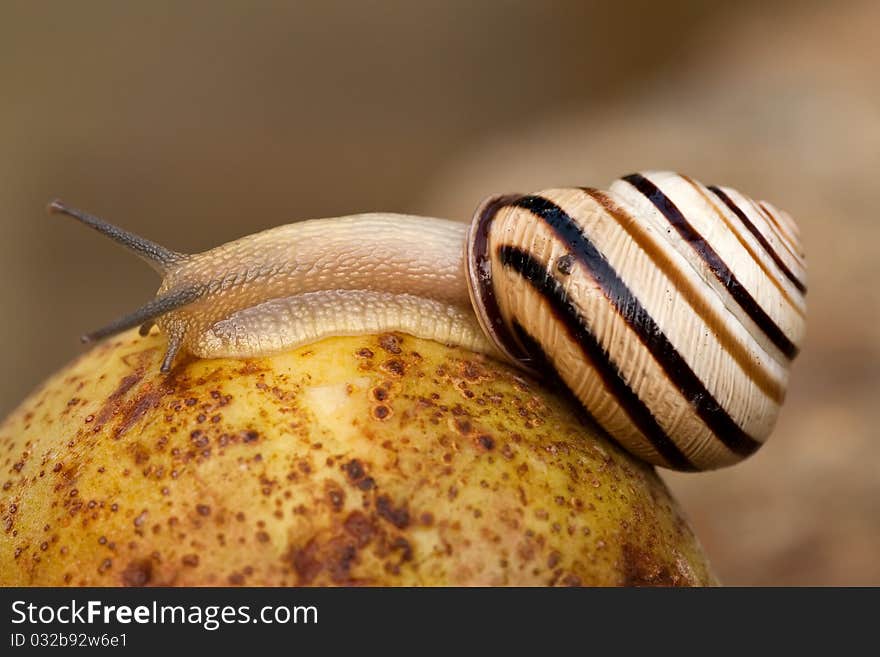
[466,171,807,471]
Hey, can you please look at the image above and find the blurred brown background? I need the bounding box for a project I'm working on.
[1,1,877,585]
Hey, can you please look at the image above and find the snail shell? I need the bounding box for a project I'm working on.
[467,172,806,470]
[50,171,805,471]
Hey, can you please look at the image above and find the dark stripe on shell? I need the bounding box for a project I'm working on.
[622,173,799,360]
[468,194,534,367]
[708,185,807,295]
[582,188,784,403]
[498,243,698,471]
[506,195,763,459]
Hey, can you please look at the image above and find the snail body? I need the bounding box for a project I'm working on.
[50,171,805,471]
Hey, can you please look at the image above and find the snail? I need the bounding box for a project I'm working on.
[49,171,805,471]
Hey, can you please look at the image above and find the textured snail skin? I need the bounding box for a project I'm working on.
[155,214,498,369]
[51,171,805,471]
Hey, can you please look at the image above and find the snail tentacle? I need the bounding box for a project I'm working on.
[48,200,184,273]
[160,324,185,373]
[80,285,205,344]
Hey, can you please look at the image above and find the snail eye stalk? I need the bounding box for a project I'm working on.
[48,199,184,273]
[79,286,204,345]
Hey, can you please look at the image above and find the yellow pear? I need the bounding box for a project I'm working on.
[0,330,715,586]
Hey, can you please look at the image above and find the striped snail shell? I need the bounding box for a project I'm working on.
[50,170,805,472]
[467,171,806,470]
